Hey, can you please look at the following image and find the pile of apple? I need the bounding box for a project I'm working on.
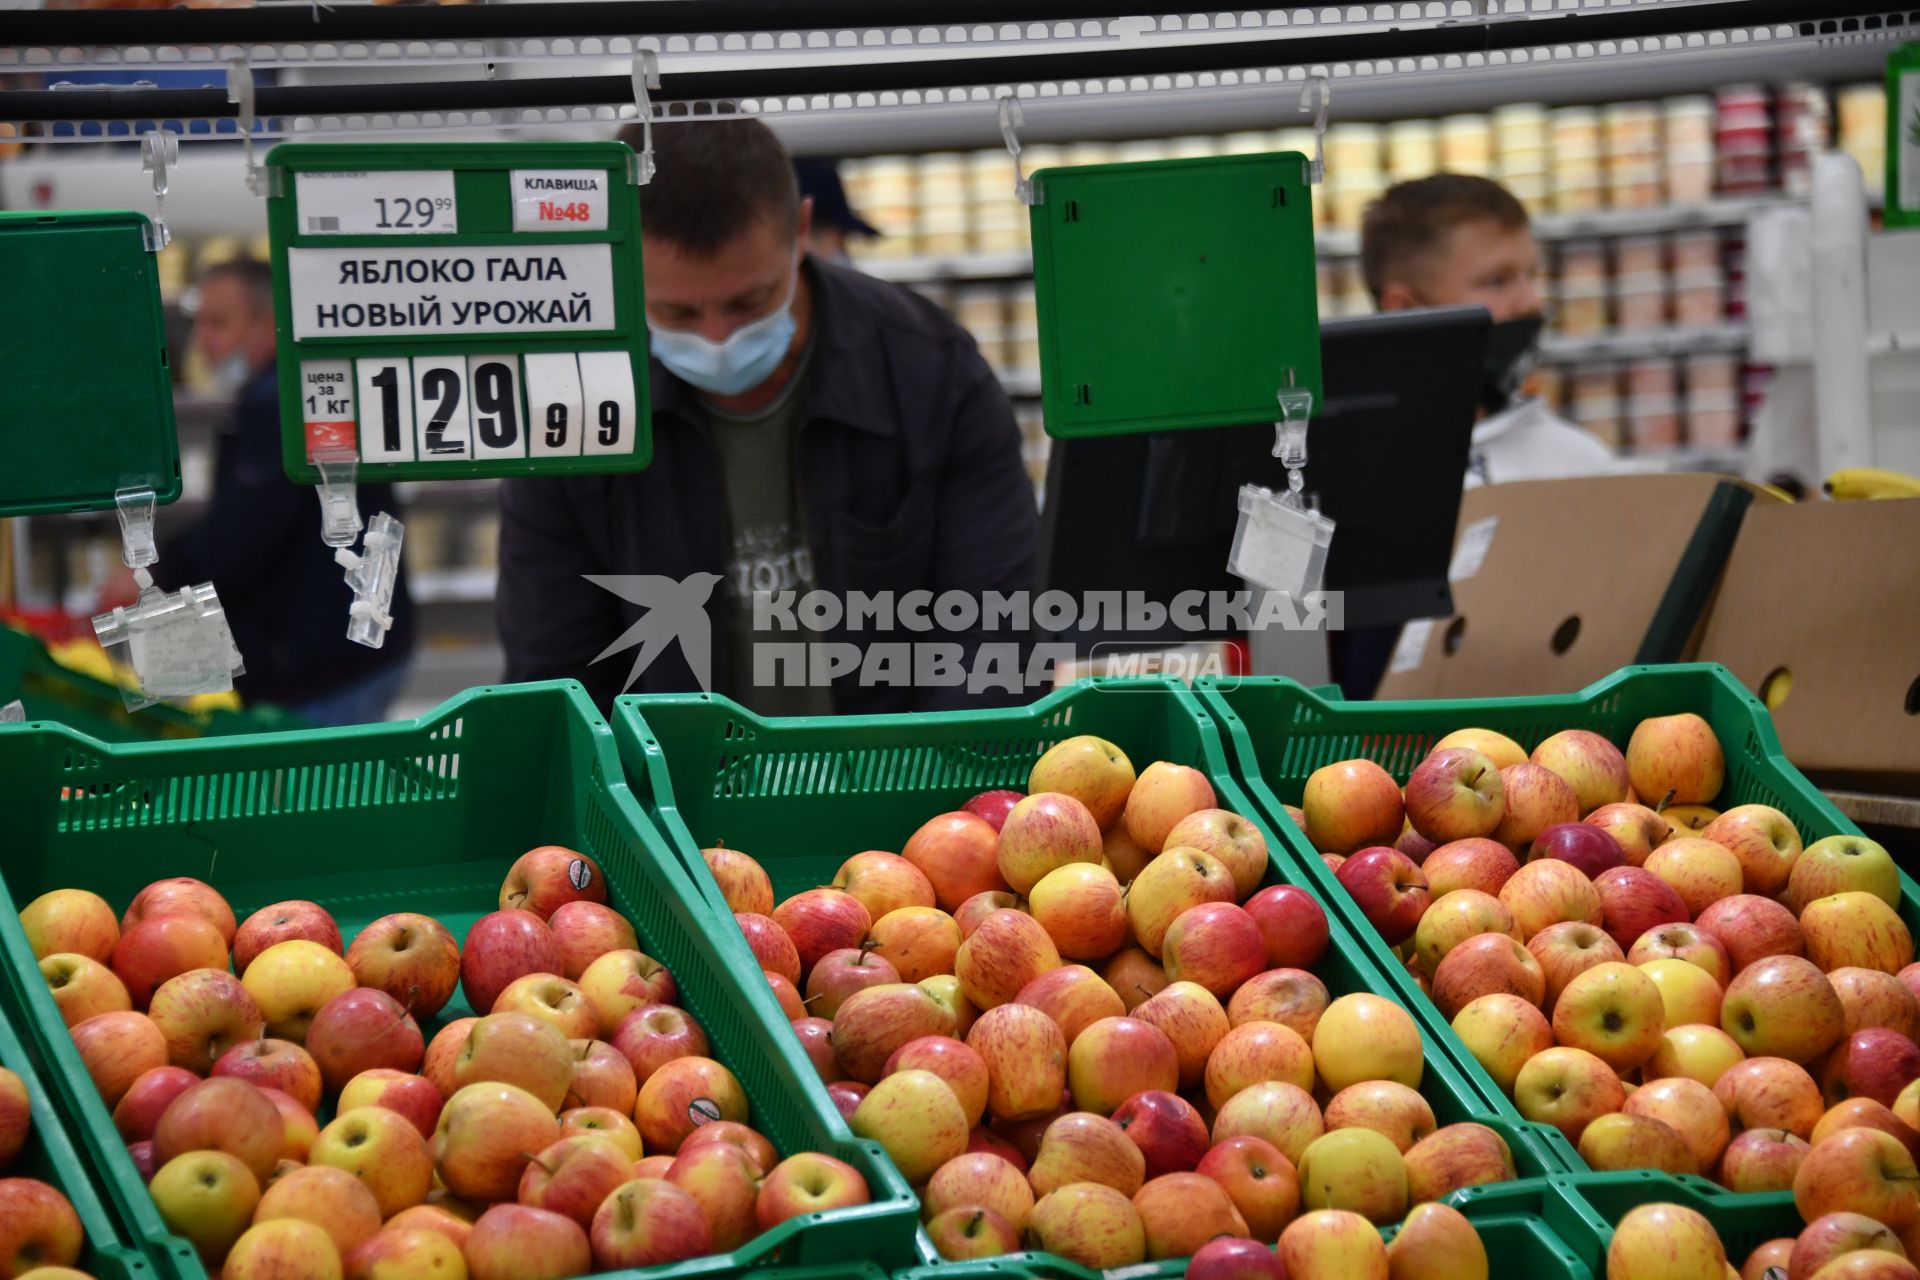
[1298,712,1920,1200]
[19,847,873,1280]
[711,734,1507,1278]
[1611,1198,1920,1280]
[0,1062,95,1280]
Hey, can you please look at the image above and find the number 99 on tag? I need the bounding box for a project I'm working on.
[310,352,637,467]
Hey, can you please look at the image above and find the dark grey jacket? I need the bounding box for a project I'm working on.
[496,256,1039,713]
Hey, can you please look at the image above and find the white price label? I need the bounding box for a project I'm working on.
[286,244,615,340]
[577,351,637,456]
[1389,619,1435,675]
[511,170,610,233]
[523,353,585,458]
[355,358,416,464]
[412,357,472,461]
[468,355,527,460]
[297,170,458,236]
[129,595,238,698]
[298,360,356,458]
[1448,516,1499,583]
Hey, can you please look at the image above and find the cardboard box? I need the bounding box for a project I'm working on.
[1374,473,1759,700]
[1695,497,1920,795]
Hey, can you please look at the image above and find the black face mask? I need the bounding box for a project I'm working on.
[1482,313,1546,416]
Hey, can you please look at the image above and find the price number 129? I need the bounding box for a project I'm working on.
[373,195,454,230]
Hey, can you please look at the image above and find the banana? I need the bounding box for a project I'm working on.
[1824,467,1920,500]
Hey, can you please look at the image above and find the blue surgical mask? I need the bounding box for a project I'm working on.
[648,261,799,397]
[209,353,252,397]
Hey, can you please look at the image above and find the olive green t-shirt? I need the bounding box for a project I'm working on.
[703,348,835,717]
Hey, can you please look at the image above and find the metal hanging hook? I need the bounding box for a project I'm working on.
[630,50,660,185]
[1299,74,1330,185]
[998,95,1037,206]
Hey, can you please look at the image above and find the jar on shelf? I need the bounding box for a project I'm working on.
[1603,101,1661,157]
[1385,120,1438,179]
[1551,168,1606,215]
[916,202,971,256]
[1550,107,1602,157]
[1326,124,1385,176]
[1554,283,1609,337]
[1613,236,1666,278]
[1613,274,1670,331]
[1666,147,1716,205]
[1570,363,1624,448]
[1672,269,1727,328]
[1439,114,1493,175]
[1669,230,1722,275]
[1627,396,1683,452]
[1684,392,1743,448]
[917,152,969,205]
[1661,96,1716,151]
[1609,161,1666,211]
[1625,357,1678,403]
[1325,171,1388,233]
[1685,353,1740,399]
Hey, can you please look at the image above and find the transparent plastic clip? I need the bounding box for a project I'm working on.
[313,447,364,548]
[140,132,179,251]
[0,701,24,725]
[336,512,405,649]
[91,487,243,709]
[999,96,1040,207]
[226,57,282,198]
[1228,386,1336,597]
[1299,76,1331,186]
[629,52,660,186]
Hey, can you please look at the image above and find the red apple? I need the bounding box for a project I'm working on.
[611,1005,709,1084]
[1626,713,1724,808]
[153,1077,282,1181]
[122,877,237,943]
[1823,1029,1920,1109]
[1586,802,1672,868]
[1188,1236,1286,1279]
[233,901,342,975]
[699,844,771,916]
[805,946,901,1020]
[997,793,1104,897]
[1628,923,1732,988]
[1242,886,1330,970]
[825,1081,867,1121]
[547,901,638,982]
[467,1203,591,1280]
[1112,1090,1211,1179]
[212,1038,323,1114]
[70,1011,167,1108]
[338,1068,443,1139]
[830,982,958,1084]
[344,912,462,1020]
[460,910,562,1015]
[1493,763,1579,852]
[519,1134,634,1227]
[1301,759,1403,855]
[792,1017,842,1084]
[733,914,801,986]
[1715,1125,1810,1191]
[1124,761,1218,854]
[147,968,264,1074]
[1431,932,1546,1019]
[1395,827,1438,866]
[1422,838,1520,899]
[756,1153,870,1231]
[0,1178,83,1278]
[111,915,229,1010]
[305,987,424,1094]
[903,812,1008,912]
[1335,848,1432,946]
[771,889,872,979]
[1592,866,1689,953]
[1531,729,1630,815]
[1195,1134,1300,1244]
[20,888,120,964]
[1526,921,1626,1013]
[832,850,937,922]
[1529,823,1626,880]
[112,1065,200,1143]
[1161,903,1267,999]
[37,953,131,1027]
[1163,809,1271,901]
[963,790,1023,832]
[500,846,607,920]
[1695,895,1803,973]
[1405,748,1506,844]
[1015,966,1126,1049]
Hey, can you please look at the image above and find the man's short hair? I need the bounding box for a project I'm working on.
[199,257,274,312]
[621,119,800,255]
[1359,174,1530,302]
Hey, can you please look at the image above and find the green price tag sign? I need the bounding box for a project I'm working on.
[266,141,652,482]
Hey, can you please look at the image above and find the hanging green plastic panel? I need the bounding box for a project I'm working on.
[1030,151,1323,438]
[0,210,180,516]
[265,141,652,483]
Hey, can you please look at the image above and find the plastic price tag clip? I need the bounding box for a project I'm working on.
[226,57,281,199]
[999,96,1041,207]
[313,448,364,549]
[1299,75,1330,186]
[139,132,179,251]
[336,511,405,650]
[629,51,660,186]
[1229,380,1335,598]
[92,487,244,709]
[0,701,23,725]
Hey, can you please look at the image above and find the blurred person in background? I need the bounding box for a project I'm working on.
[1363,174,1619,488]
[794,159,882,264]
[156,259,415,725]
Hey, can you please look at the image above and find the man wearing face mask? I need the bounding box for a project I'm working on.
[155,259,415,724]
[1362,174,1619,487]
[495,120,1038,713]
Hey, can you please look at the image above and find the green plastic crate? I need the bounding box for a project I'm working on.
[0,680,919,1280]
[1196,662,1891,1192]
[1553,1172,1795,1277]
[0,978,155,1280]
[891,1175,1601,1279]
[613,677,1576,1275]
[0,627,309,743]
